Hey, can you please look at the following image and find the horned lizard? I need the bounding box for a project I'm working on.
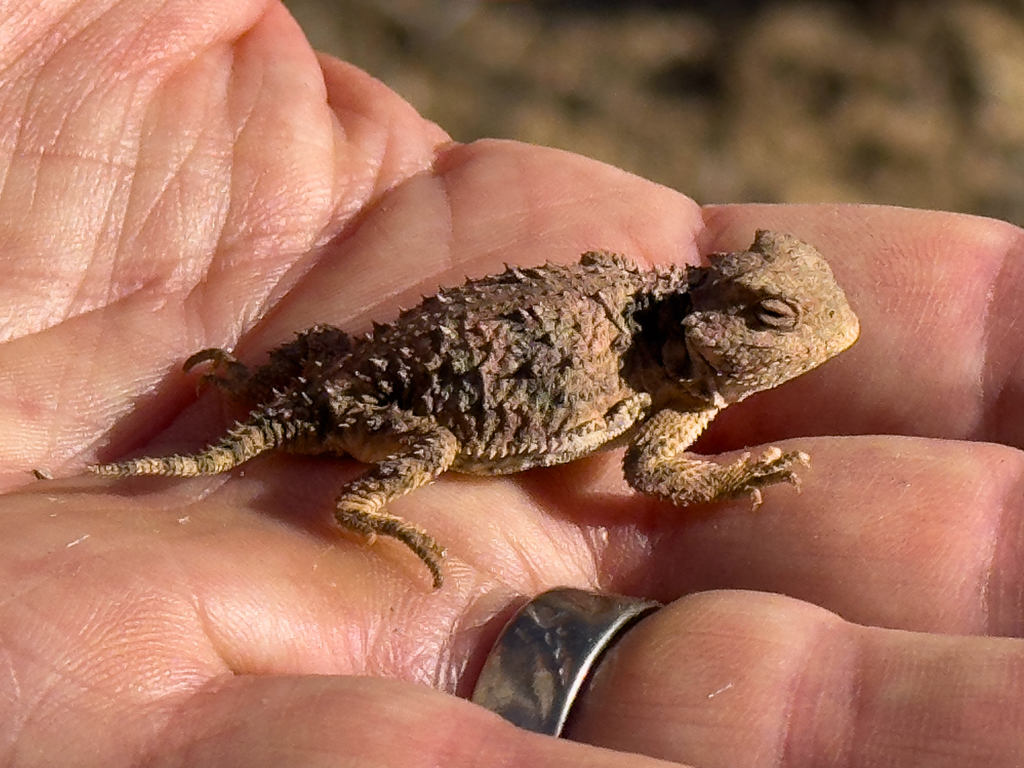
[91,230,859,587]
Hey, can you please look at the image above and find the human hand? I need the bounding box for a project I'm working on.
[1,1,1023,766]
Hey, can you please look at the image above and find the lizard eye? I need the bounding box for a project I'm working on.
[753,297,799,330]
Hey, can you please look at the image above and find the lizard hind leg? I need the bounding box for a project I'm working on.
[184,348,253,398]
[334,426,459,589]
[185,326,353,405]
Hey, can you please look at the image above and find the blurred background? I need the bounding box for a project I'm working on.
[283,0,1024,226]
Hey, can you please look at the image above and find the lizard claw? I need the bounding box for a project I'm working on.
[184,348,251,394]
[738,447,810,508]
[748,487,764,510]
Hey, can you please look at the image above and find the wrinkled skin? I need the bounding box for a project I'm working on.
[1,2,1024,767]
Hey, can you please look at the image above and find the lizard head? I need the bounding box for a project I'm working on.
[673,230,860,406]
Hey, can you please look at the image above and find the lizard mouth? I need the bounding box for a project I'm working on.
[685,339,717,377]
[682,340,726,407]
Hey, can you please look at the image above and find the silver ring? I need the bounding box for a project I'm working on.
[470,587,661,736]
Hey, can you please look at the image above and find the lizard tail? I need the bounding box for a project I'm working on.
[90,408,299,478]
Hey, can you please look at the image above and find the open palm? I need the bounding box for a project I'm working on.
[2,2,1023,766]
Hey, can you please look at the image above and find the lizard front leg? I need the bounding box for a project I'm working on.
[623,407,809,508]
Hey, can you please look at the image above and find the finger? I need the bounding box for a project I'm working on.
[700,204,1024,449]
[567,591,1024,768]
[556,435,1024,636]
[147,676,677,768]
[0,2,356,484]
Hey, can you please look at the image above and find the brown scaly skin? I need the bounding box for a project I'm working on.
[91,231,860,588]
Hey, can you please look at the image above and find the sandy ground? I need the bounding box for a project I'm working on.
[284,0,1024,227]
